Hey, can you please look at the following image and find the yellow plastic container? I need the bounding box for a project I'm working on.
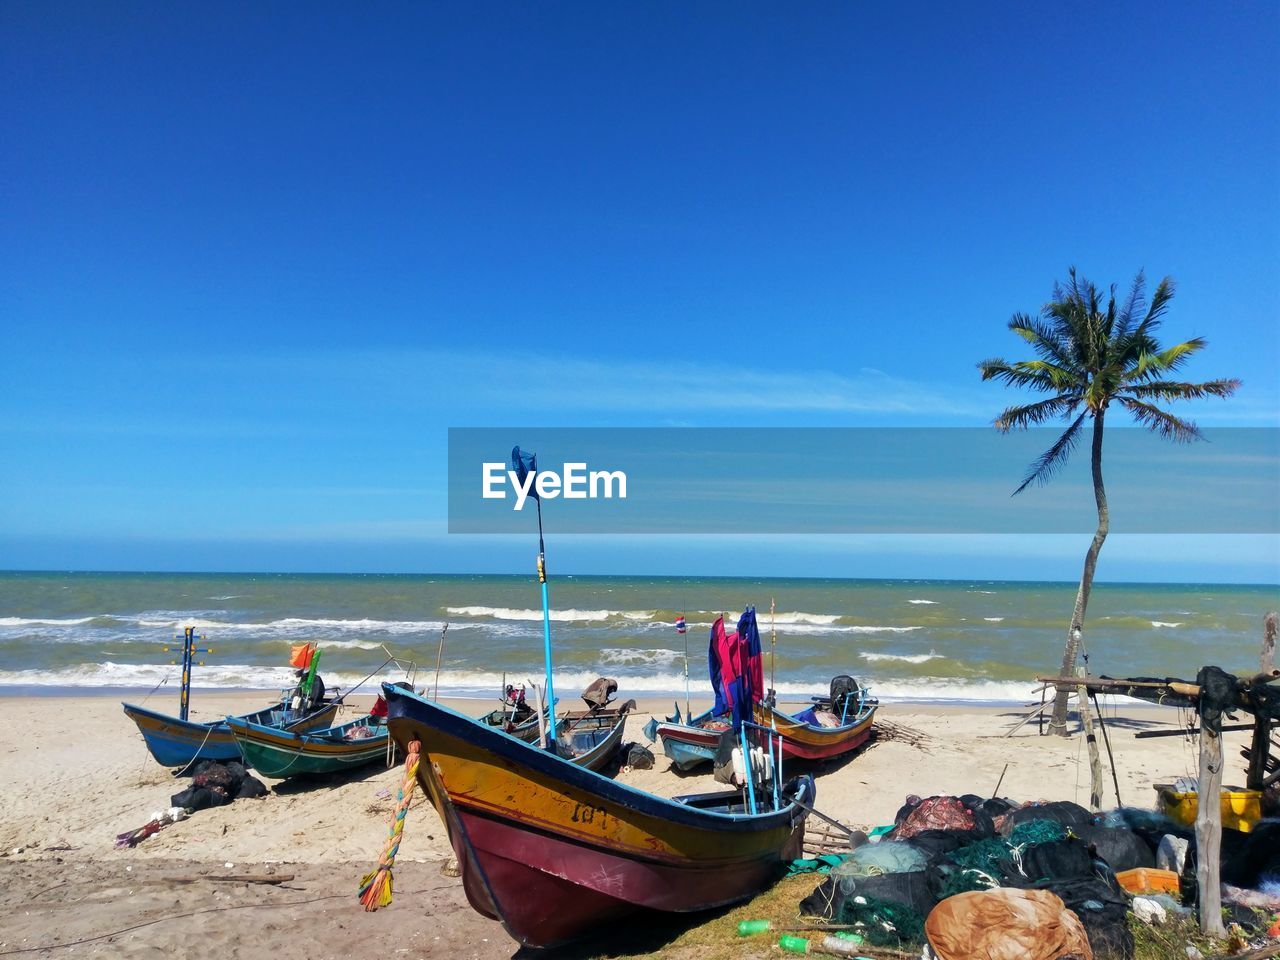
[1156,787,1262,833]
[1117,867,1180,895]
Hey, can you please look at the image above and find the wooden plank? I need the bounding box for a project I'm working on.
[1196,722,1226,938]
[1137,721,1273,739]
[1035,675,1201,696]
[168,873,295,885]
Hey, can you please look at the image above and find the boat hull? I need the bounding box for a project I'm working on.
[753,700,876,761]
[226,716,389,778]
[478,707,543,742]
[655,721,726,770]
[560,704,632,772]
[385,686,811,949]
[122,701,338,768]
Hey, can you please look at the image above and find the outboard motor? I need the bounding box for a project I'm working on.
[829,675,861,717]
[580,676,618,710]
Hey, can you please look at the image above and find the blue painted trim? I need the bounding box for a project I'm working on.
[384,683,812,832]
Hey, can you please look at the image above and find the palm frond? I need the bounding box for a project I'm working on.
[1013,411,1088,495]
[1116,397,1203,442]
[1113,270,1146,340]
[1102,282,1119,340]
[993,394,1081,432]
[1008,313,1075,367]
[1134,276,1175,337]
[977,359,1066,393]
[1123,339,1207,382]
[1122,378,1241,402]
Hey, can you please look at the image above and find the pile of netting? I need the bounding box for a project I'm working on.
[795,794,1231,958]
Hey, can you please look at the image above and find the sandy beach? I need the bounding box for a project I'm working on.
[0,690,1260,958]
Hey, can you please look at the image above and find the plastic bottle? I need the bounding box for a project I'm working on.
[736,919,772,936]
[832,931,865,944]
[778,933,811,954]
[818,935,871,957]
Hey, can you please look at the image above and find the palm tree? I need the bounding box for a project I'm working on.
[980,268,1240,735]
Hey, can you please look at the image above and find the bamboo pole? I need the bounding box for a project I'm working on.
[431,623,449,699]
[1036,675,1201,696]
[1091,691,1122,807]
[770,597,776,702]
[1077,666,1103,810]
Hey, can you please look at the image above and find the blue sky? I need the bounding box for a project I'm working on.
[1,2,1277,582]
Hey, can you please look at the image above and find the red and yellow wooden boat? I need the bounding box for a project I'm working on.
[753,680,878,762]
[383,683,813,949]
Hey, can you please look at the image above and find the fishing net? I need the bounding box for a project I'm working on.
[948,837,1011,875]
[787,853,847,876]
[837,894,927,947]
[1007,818,1067,848]
[841,840,929,877]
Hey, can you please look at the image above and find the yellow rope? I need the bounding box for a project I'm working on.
[358,739,421,911]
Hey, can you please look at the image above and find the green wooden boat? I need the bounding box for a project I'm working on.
[226,713,390,778]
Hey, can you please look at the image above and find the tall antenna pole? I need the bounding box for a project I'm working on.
[179,626,194,721]
[535,493,558,743]
[770,597,777,704]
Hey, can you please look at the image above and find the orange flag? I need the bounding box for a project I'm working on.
[289,643,315,670]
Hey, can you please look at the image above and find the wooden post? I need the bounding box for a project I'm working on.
[1077,666,1103,810]
[1196,700,1226,938]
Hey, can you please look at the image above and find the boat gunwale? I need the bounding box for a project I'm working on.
[384,684,810,832]
[225,714,388,754]
[757,699,878,738]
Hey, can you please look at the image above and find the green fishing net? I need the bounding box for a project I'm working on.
[837,895,926,947]
[1007,819,1067,847]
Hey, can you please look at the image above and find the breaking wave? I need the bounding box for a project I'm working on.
[445,606,654,623]
[859,651,943,665]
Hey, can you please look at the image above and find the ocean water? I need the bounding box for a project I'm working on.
[0,572,1275,704]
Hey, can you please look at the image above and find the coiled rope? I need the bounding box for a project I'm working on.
[358,739,421,911]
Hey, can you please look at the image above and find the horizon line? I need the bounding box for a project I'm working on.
[1,568,1276,589]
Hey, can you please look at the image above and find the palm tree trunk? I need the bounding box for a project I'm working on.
[1048,409,1109,735]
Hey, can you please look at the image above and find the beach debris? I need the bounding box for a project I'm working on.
[1131,897,1168,925]
[778,933,812,954]
[170,760,266,811]
[114,807,188,849]
[874,719,932,751]
[359,738,421,911]
[925,888,1092,960]
[440,857,460,877]
[774,932,877,957]
[804,820,866,857]
[625,743,654,769]
[168,873,295,885]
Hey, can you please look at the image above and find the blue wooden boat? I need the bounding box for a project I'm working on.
[122,699,339,768]
[647,705,734,771]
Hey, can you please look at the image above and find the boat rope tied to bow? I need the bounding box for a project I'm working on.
[359,739,421,911]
